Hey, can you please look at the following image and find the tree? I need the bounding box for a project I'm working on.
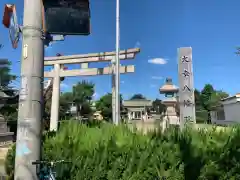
[130,94,146,100]
[200,84,215,124]
[0,59,18,136]
[199,84,229,124]
[96,93,123,121]
[216,90,229,99]
[152,99,166,114]
[0,59,16,88]
[72,80,95,117]
[208,90,229,109]
[43,91,74,130]
[80,102,92,117]
[194,89,202,110]
[236,47,240,55]
[96,93,112,121]
[0,59,17,120]
[0,60,17,118]
[59,92,73,118]
[43,80,95,129]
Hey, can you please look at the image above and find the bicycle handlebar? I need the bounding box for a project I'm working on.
[32,160,71,165]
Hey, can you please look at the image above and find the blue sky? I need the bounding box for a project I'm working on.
[1,0,240,100]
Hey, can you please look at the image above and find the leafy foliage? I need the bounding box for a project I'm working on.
[44,80,95,126]
[44,91,74,130]
[5,144,15,179]
[130,94,146,100]
[151,98,166,114]
[1,103,18,121]
[59,92,73,118]
[0,60,16,88]
[200,84,215,110]
[194,89,202,109]
[72,81,94,117]
[0,60,18,134]
[6,122,240,180]
[200,84,215,123]
[95,93,112,120]
[95,93,123,121]
[194,84,229,123]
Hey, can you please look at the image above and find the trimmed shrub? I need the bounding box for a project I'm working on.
[5,121,240,179]
[5,143,15,180]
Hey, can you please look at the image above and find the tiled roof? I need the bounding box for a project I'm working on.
[221,93,240,101]
[123,99,152,107]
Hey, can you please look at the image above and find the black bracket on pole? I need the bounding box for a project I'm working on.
[44,33,65,47]
[18,25,65,47]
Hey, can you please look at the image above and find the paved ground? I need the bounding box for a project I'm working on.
[0,147,8,177]
[0,164,6,179]
[0,165,4,174]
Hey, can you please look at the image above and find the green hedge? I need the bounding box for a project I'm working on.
[5,121,240,179]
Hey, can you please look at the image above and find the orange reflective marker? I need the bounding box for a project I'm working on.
[2,4,14,28]
[2,4,20,49]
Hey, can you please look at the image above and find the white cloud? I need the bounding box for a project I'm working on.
[104,92,108,95]
[92,92,99,99]
[134,41,141,48]
[60,83,69,89]
[44,43,53,50]
[151,76,163,80]
[44,42,57,53]
[148,58,167,65]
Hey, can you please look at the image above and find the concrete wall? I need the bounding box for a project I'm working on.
[128,120,159,134]
[211,101,240,125]
[223,102,240,123]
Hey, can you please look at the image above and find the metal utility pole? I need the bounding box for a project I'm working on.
[115,0,120,125]
[14,0,44,179]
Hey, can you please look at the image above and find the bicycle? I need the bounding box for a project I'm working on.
[32,160,70,180]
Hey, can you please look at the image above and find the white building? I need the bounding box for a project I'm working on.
[211,93,240,125]
[123,99,152,122]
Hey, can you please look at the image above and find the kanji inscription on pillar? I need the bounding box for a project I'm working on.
[178,47,196,127]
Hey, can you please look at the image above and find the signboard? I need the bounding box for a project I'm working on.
[2,4,20,49]
[178,47,196,128]
[43,0,90,35]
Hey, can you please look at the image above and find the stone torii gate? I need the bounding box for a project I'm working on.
[43,48,140,131]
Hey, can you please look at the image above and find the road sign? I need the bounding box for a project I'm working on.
[2,4,20,49]
[178,47,196,129]
[43,0,90,35]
